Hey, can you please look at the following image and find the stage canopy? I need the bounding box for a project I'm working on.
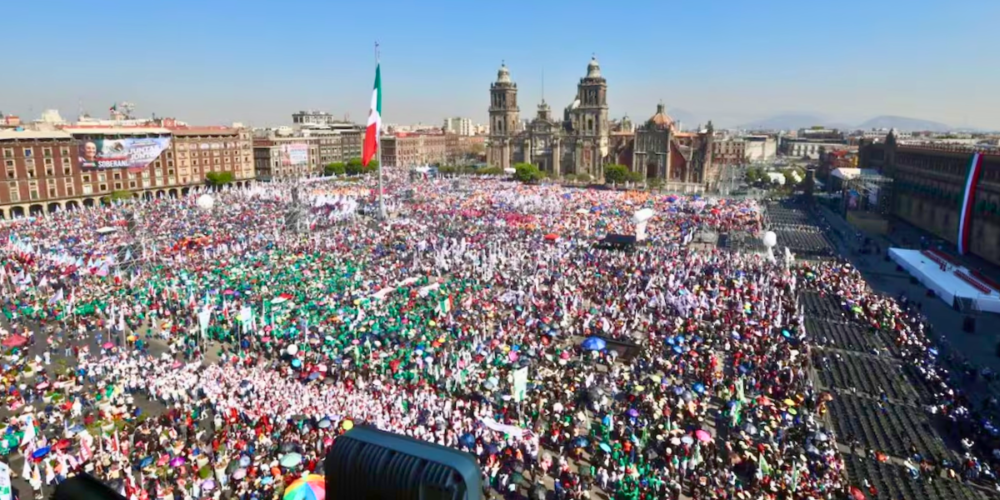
[889,248,1000,314]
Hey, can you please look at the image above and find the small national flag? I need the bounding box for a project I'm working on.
[109,103,117,112]
[362,64,382,167]
[435,296,451,316]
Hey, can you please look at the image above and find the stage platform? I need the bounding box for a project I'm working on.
[888,248,1000,314]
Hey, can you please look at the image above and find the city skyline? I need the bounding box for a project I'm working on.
[2,0,998,130]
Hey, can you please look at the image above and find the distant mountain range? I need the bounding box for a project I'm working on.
[855,115,952,132]
[737,113,954,132]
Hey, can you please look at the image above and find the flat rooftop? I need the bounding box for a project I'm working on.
[0,130,74,141]
[62,127,172,135]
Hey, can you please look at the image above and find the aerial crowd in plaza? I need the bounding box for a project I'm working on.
[0,171,998,500]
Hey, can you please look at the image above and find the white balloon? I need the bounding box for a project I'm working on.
[287,345,298,356]
[632,208,655,223]
[762,231,777,248]
[196,194,215,210]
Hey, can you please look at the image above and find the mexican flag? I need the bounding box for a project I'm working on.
[362,64,381,166]
[435,296,451,316]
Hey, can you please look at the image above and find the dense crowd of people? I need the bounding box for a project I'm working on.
[0,173,994,499]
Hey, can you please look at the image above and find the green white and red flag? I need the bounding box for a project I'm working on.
[362,64,381,166]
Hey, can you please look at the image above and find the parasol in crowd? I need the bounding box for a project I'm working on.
[284,474,325,500]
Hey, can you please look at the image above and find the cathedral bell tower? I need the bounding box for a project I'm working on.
[487,62,519,170]
[574,56,609,177]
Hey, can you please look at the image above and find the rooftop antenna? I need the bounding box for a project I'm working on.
[541,68,545,103]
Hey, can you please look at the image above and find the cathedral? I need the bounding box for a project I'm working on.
[487,57,720,190]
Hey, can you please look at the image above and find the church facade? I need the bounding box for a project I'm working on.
[487,58,609,179]
[487,58,720,191]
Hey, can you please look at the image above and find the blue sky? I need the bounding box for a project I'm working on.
[2,0,997,129]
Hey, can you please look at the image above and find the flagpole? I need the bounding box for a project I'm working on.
[376,41,386,220]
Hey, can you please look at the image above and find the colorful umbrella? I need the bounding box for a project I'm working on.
[284,474,325,500]
[280,452,303,468]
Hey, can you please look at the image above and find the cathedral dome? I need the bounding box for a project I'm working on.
[497,62,511,84]
[647,103,673,129]
[586,56,601,78]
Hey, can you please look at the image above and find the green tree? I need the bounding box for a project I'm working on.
[603,164,632,184]
[345,158,364,176]
[477,166,504,176]
[513,163,544,183]
[106,190,132,204]
[205,171,235,186]
[324,162,346,176]
[745,167,763,184]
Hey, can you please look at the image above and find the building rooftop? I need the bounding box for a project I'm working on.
[62,127,172,135]
[170,127,239,136]
[0,130,74,141]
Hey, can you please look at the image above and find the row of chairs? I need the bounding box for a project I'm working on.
[813,351,921,405]
[830,393,954,463]
[808,318,887,354]
[800,292,847,319]
[845,459,995,500]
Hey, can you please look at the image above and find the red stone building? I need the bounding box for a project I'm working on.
[1,125,254,219]
[859,132,1000,264]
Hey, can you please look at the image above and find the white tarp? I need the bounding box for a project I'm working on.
[889,248,1000,313]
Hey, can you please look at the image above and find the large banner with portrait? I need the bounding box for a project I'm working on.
[78,137,172,170]
[280,143,309,167]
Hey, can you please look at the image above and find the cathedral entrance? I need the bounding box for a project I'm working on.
[646,162,657,179]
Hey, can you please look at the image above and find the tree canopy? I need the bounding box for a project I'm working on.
[604,164,643,184]
[205,171,235,186]
[513,163,544,183]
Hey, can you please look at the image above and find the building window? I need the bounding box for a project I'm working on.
[98,173,106,182]
[7,182,18,202]
[113,172,121,180]
[82,184,92,195]
[23,148,33,157]
[129,181,136,188]
[26,168,35,179]
[167,160,173,167]
[48,187,56,198]
[62,157,70,167]
[82,174,91,183]
[114,182,123,190]
[60,147,70,156]
[44,157,53,166]
[99,183,107,192]
[2,148,13,158]
[45,167,54,177]
[43,147,52,157]
[65,185,74,197]
[29,189,39,200]
[142,171,150,179]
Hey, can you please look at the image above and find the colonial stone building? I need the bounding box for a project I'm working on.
[487,57,610,179]
[487,59,720,190]
[859,131,1000,265]
[630,104,718,190]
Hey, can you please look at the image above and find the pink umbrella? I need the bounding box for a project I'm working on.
[102,342,114,349]
[1,335,28,348]
[694,430,712,443]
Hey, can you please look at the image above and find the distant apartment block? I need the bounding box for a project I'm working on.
[443,117,474,136]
